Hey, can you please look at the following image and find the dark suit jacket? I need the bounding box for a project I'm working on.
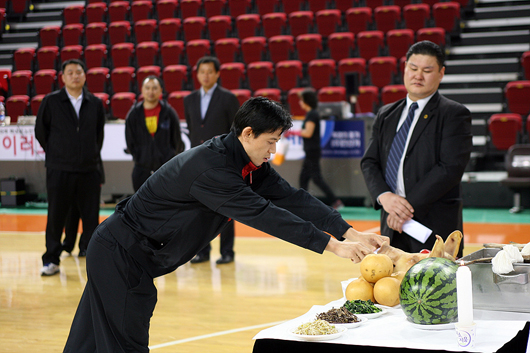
[361,91,472,250]
[184,85,240,147]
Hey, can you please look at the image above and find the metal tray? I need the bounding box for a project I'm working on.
[460,248,530,313]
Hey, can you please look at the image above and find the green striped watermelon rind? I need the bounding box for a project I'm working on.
[399,257,459,325]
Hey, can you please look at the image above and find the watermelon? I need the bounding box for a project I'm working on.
[399,257,459,325]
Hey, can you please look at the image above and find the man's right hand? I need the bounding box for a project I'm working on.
[379,193,414,232]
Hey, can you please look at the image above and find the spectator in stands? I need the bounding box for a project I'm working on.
[63,97,387,353]
[298,89,344,210]
[184,56,240,265]
[125,76,184,192]
[361,41,472,257]
[35,59,105,275]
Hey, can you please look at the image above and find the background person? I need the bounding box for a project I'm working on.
[125,76,184,192]
[184,56,240,264]
[361,41,472,256]
[63,97,387,353]
[298,89,344,210]
[35,59,105,275]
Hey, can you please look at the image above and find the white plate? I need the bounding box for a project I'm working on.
[354,307,387,319]
[408,319,455,330]
[290,325,347,341]
[332,315,368,329]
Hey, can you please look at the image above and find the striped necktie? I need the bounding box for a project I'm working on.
[385,102,418,193]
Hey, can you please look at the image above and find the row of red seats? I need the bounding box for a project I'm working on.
[488,113,530,152]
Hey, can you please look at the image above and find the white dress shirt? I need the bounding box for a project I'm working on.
[66,89,83,118]
[200,83,217,120]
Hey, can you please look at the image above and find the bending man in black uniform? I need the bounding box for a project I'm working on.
[63,97,387,353]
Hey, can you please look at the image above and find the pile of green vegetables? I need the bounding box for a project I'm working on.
[342,299,382,314]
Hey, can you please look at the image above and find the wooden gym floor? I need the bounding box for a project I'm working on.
[0,206,529,352]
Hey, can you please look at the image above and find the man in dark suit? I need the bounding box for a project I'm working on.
[184,56,240,264]
[361,41,472,256]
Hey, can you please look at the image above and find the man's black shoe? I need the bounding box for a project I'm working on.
[190,254,210,264]
[78,250,87,257]
[216,254,234,264]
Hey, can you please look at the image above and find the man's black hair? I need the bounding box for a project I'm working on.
[61,59,86,73]
[299,89,318,109]
[406,40,445,70]
[196,56,221,72]
[231,97,293,138]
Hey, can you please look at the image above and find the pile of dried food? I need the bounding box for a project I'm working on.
[316,306,361,324]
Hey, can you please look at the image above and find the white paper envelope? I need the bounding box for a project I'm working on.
[403,219,432,244]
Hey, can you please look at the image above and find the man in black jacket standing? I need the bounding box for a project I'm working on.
[184,56,240,264]
[63,97,387,353]
[35,59,105,275]
[125,76,184,191]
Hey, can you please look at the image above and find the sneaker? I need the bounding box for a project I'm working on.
[40,263,60,276]
[332,200,345,211]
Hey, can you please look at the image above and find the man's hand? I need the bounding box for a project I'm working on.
[325,237,373,263]
[342,228,389,249]
[379,193,414,231]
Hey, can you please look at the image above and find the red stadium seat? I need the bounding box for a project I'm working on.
[374,5,401,33]
[214,38,240,64]
[288,11,314,38]
[167,91,191,120]
[60,45,83,62]
[345,7,372,35]
[328,32,355,62]
[111,92,136,119]
[231,89,252,106]
[262,12,287,39]
[296,33,322,64]
[136,65,161,88]
[357,30,385,61]
[268,35,294,64]
[488,113,523,151]
[318,86,346,102]
[254,88,281,102]
[131,0,153,22]
[283,0,304,14]
[0,69,11,95]
[432,2,460,33]
[219,62,245,90]
[180,0,201,19]
[108,1,129,22]
[256,0,279,16]
[134,19,157,44]
[85,44,108,69]
[368,56,397,89]
[308,59,336,90]
[204,0,226,18]
[111,42,135,68]
[159,18,181,43]
[247,61,274,91]
[108,21,132,45]
[403,3,430,32]
[183,16,207,42]
[338,58,367,86]
[33,69,57,95]
[86,2,107,24]
[315,9,341,38]
[163,65,188,93]
[14,48,35,71]
[236,14,261,40]
[85,22,107,46]
[111,66,135,93]
[10,70,32,96]
[208,15,232,42]
[186,39,211,67]
[416,27,446,47]
[505,81,530,116]
[307,0,327,12]
[381,84,407,105]
[275,60,303,92]
[357,85,379,113]
[241,36,267,64]
[287,87,306,116]
[156,0,178,21]
[228,0,251,18]
[62,23,84,46]
[63,5,84,25]
[39,25,60,47]
[136,41,159,67]
[86,67,110,93]
[36,46,59,70]
[6,95,30,124]
[93,92,110,114]
[31,94,45,115]
[386,29,414,60]
[522,51,530,81]
[365,0,384,10]
[161,40,185,66]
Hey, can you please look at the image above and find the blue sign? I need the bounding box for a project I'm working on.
[321,120,365,158]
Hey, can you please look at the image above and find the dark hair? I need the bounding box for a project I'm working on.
[196,56,220,72]
[406,40,445,70]
[231,97,292,137]
[142,75,164,91]
[299,89,318,109]
[61,59,86,73]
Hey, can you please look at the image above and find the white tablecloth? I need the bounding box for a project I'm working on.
[253,298,530,353]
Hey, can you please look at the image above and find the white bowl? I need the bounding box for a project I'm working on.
[332,315,368,329]
[290,325,347,341]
